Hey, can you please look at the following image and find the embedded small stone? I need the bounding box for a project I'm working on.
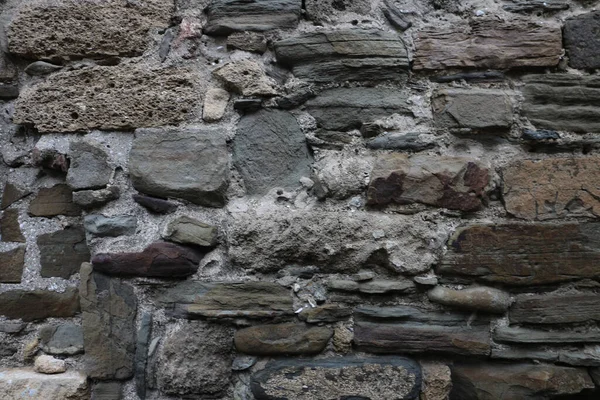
[235,323,332,356]
[213,60,279,97]
[203,88,230,122]
[298,304,352,323]
[84,214,137,237]
[72,186,120,209]
[132,193,177,214]
[0,246,25,283]
[31,148,69,172]
[162,216,218,247]
[232,356,257,371]
[66,141,112,190]
[25,61,62,76]
[34,355,67,374]
[420,362,452,400]
[352,270,375,281]
[38,227,90,279]
[227,32,267,53]
[1,209,25,242]
[39,324,84,356]
[29,184,81,217]
[427,286,512,314]
[367,133,436,152]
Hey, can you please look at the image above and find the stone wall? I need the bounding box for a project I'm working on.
[1,0,600,399]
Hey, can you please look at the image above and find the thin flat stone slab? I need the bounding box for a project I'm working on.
[503,0,569,13]
[0,369,89,400]
[28,184,81,217]
[0,288,79,321]
[133,193,177,214]
[0,246,25,283]
[438,223,600,286]
[251,357,421,400]
[494,326,600,344]
[38,227,90,279]
[298,304,352,323]
[510,292,600,325]
[492,344,600,367]
[413,19,562,70]
[234,323,332,355]
[564,11,600,70]
[328,279,415,294]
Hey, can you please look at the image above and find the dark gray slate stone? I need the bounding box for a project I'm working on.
[274,30,409,82]
[0,83,18,99]
[205,0,302,35]
[132,193,177,214]
[298,304,352,323]
[306,87,412,131]
[510,292,600,325]
[234,323,332,355]
[233,110,312,195]
[367,133,435,152]
[84,214,137,237]
[73,186,120,209]
[130,128,229,207]
[135,313,152,399]
[0,246,25,283]
[328,279,415,294]
[564,11,600,70]
[39,323,84,355]
[252,357,421,400]
[92,382,122,400]
[38,227,91,279]
[80,263,137,379]
[66,141,112,190]
[0,288,80,321]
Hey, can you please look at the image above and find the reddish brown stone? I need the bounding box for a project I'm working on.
[28,184,81,217]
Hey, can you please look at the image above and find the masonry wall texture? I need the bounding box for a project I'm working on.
[1,0,600,399]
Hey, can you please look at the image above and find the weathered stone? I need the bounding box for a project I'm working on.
[521,128,561,141]
[438,223,600,286]
[72,186,120,209]
[29,184,81,217]
[14,65,198,133]
[427,286,512,314]
[450,363,593,399]
[352,270,376,281]
[132,193,177,214]
[383,2,412,31]
[522,74,600,133]
[234,109,312,195]
[367,133,436,152]
[0,322,26,334]
[1,182,31,210]
[274,87,316,110]
[298,304,352,323]
[7,0,173,59]
[156,320,232,396]
[354,306,490,356]
[235,323,332,355]
[232,356,257,371]
[0,246,25,283]
[305,0,371,22]
[135,313,152,399]
[24,61,63,76]
[367,154,489,212]
[205,0,301,35]
[413,19,562,70]
[130,127,229,207]
[420,362,452,400]
[312,153,371,200]
[503,157,600,220]
[34,355,67,374]
[80,263,136,380]
[227,32,267,53]
[494,326,600,344]
[328,279,415,294]
[67,141,112,190]
[510,292,600,325]
[0,369,89,399]
[31,147,69,172]
[431,71,506,83]
[251,357,421,400]
[38,227,90,279]
[84,215,137,237]
[503,0,569,13]
[275,30,409,82]
[92,382,122,400]
[306,87,412,131]
[432,89,513,132]
[564,11,600,70]
[92,242,201,278]
[214,60,278,97]
[203,88,230,122]
[1,209,25,243]
[162,216,217,247]
[39,324,84,356]
[158,281,293,319]
[0,288,79,321]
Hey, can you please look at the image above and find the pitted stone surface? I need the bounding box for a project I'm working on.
[0,369,89,400]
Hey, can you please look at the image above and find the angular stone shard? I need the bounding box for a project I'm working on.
[14,65,198,133]
[427,286,512,314]
[162,216,217,247]
[39,324,84,356]
[494,326,600,344]
[84,214,137,237]
[306,87,412,131]
[1,182,31,210]
[72,186,120,209]
[130,127,229,207]
[510,292,600,325]
[438,223,600,286]
[413,19,562,70]
[274,30,409,82]
[0,209,25,242]
[564,11,600,70]
[205,0,302,35]
[251,357,421,400]
[0,246,25,283]
[132,193,177,214]
[234,323,333,355]
[213,60,279,97]
[0,288,79,321]
[80,263,136,380]
[92,242,201,278]
[66,141,112,190]
[29,184,81,217]
[38,227,90,279]
[328,279,415,294]
[522,74,600,133]
[0,369,89,400]
[367,154,489,211]
[432,89,513,132]
[502,157,600,220]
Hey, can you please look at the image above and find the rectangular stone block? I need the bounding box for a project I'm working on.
[510,292,600,325]
[564,11,600,70]
[494,326,600,344]
[0,246,25,283]
[0,288,79,321]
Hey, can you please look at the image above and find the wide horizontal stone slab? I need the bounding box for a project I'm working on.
[522,74,600,133]
[28,184,81,217]
[438,223,600,286]
[510,292,600,325]
[502,157,600,220]
[14,65,198,133]
[251,357,421,400]
[494,326,600,344]
[427,286,511,314]
[0,288,79,321]
[298,304,352,323]
[367,154,489,211]
[0,369,89,400]
[564,11,600,70]
[7,0,173,59]
[84,214,137,237]
[492,344,600,367]
[234,323,332,355]
[274,30,408,82]
[38,226,90,278]
[413,19,561,70]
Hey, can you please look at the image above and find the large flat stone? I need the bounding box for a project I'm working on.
[502,157,600,220]
[494,326,600,344]
[0,246,25,283]
[367,154,489,211]
[251,357,421,400]
[0,369,89,400]
[14,65,198,133]
[522,74,600,133]
[234,323,332,355]
[564,11,600,70]
[510,292,600,325]
[7,0,173,59]
[413,19,561,70]
[0,288,79,321]
[0,209,25,242]
[28,184,81,217]
[38,227,90,279]
[438,223,600,286]
[130,127,229,207]
[274,30,409,82]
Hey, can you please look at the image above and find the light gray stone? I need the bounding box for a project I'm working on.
[67,141,112,190]
[0,369,89,400]
[34,355,67,374]
[214,60,279,97]
[84,215,137,237]
[203,88,230,122]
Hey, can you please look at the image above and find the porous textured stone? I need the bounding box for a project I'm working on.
[38,227,90,278]
[34,355,67,374]
[305,0,371,22]
[84,215,137,237]
[213,60,279,97]
[0,369,89,400]
[39,324,84,356]
[420,362,452,400]
[564,11,600,70]
[226,32,267,53]
[0,246,25,283]
[66,141,112,190]
[234,323,333,355]
[0,209,25,242]
[202,88,230,122]
[427,286,512,314]
[162,216,217,247]
[29,184,81,217]
[0,288,80,321]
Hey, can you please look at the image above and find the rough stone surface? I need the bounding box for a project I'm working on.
[366,133,435,152]
[438,223,600,286]
[503,157,600,220]
[213,60,279,97]
[80,263,137,380]
[14,64,198,133]
[92,242,201,278]
[494,326,600,344]
[233,110,312,195]
[156,321,232,396]
[503,0,569,13]
[251,357,421,400]
[432,89,513,132]
[67,141,112,190]
[39,324,84,356]
[84,215,137,237]
[0,246,25,283]
[298,304,352,323]
[1,183,31,210]
[72,187,120,209]
[203,88,230,122]
[1,209,25,242]
[24,61,63,76]
[328,279,415,294]
[313,153,371,200]
[510,292,600,325]
[34,355,67,374]
[0,369,89,400]
[7,0,173,59]
[235,323,333,355]
[0,288,79,321]
[367,154,489,211]
[427,286,512,314]
[226,32,267,53]
[38,227,90,279]
[162,216,217,247]
[413,19,562,70]
[305,0,371,22]
[92,382,122,400]
[420,362,452,400]
[132,193,177,214]
[274,30,409,82]
[130,127,229,207]
[29,184,81,217]
[564,11,600,70]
